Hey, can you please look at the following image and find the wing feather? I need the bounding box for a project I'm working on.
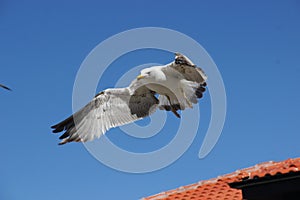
[51,87,158,145]
[169,53,207,84]
[158,53,207,115]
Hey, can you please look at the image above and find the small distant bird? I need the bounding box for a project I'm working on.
[0,84,11,91]
[51,53,207,145]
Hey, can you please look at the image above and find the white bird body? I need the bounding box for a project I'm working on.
[51,53,207,145]
[142,68,181,97]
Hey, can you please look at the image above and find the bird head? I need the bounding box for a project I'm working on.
[137,68,152,80]
[137,67,166,82]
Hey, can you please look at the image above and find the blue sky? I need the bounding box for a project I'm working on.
[1,0,300,199]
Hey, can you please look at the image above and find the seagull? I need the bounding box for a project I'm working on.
[51,53,207,145]
[0,84,11,91]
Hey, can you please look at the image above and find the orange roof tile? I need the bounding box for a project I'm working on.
[142,157,300,200]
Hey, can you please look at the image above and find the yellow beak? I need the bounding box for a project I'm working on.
[137,75,145,80]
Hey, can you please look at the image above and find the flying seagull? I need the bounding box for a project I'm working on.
[51,53,207,145]
[0,84,11,91]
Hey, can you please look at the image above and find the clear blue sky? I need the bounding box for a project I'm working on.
[1,1,300,199]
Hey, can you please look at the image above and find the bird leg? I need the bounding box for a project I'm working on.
[166,95,181,118]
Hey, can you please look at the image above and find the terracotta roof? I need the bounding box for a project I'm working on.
[142,157,300,200]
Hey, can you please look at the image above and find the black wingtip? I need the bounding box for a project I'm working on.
[51,126,64,133]
[59,131,70,140]
[58,139,68,145]
[195,83,207,99]
[51,115,75,134]
[201,82,207,87]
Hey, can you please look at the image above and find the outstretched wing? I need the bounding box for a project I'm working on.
[170,53,207,84]
[51,87,158,145]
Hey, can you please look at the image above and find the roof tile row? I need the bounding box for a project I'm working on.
[142,157,300,200]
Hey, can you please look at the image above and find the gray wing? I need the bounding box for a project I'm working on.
[158,53,207,116]
[128,82,159,119]
[51,87,158,145]
[170,53,207,84]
